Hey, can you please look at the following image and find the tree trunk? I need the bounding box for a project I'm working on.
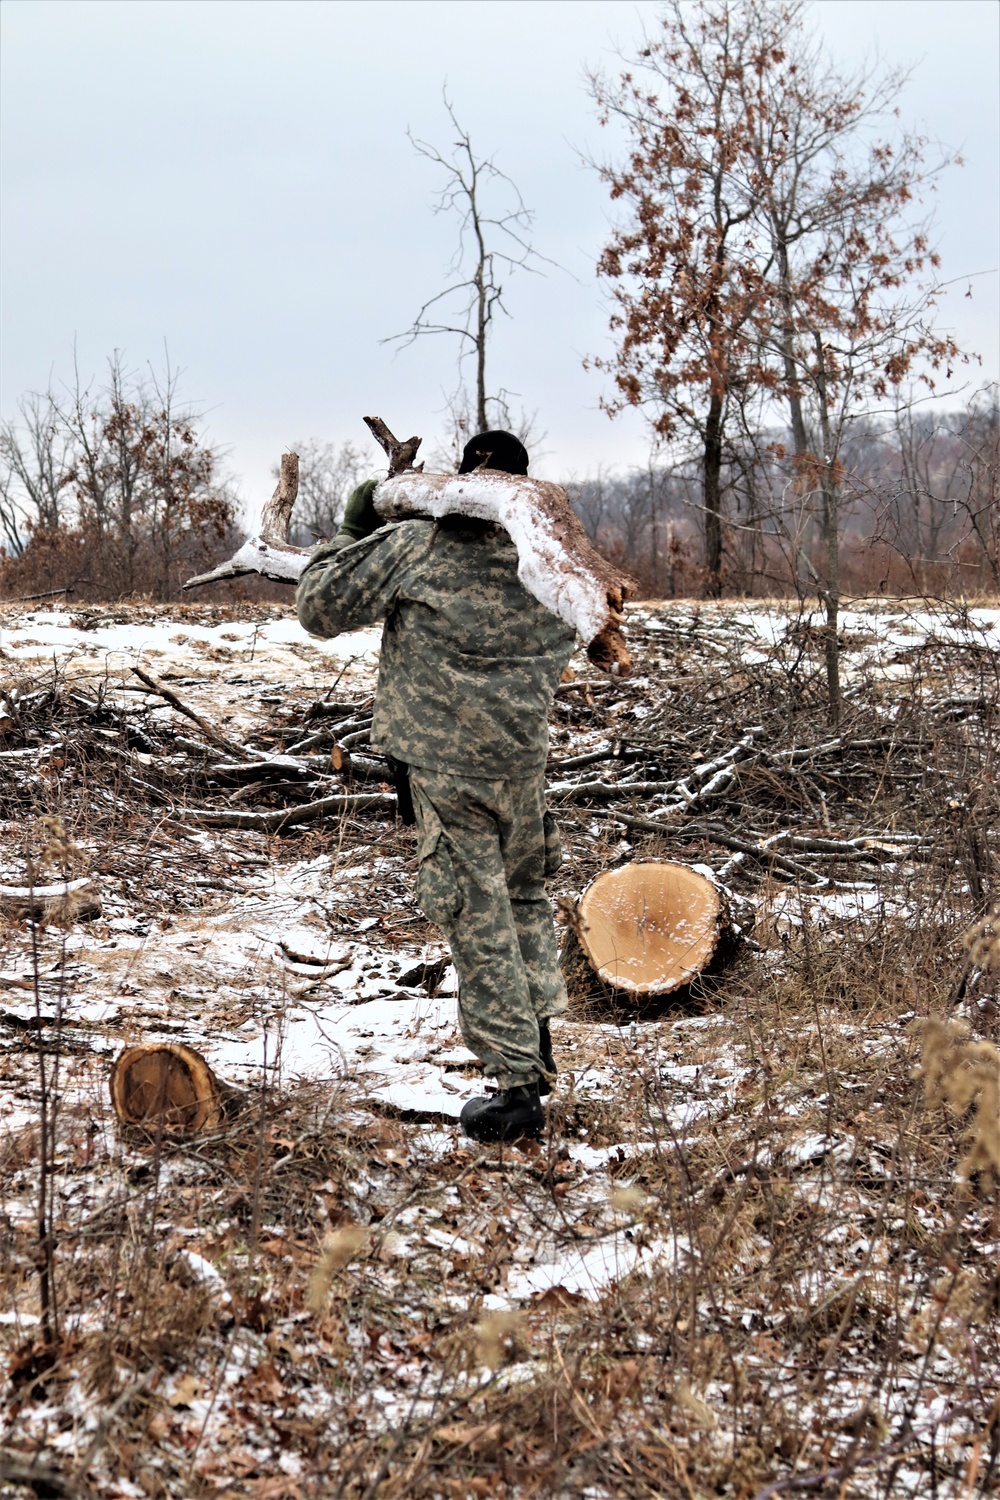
[476,268,488,432]
[777,243,810,460]
[822,471,841,726]
[704,390,724,594]
[775,239,818,590]
[815,340,841,725]
[474,203,488,430]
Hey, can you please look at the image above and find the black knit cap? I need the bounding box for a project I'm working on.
[458,430,529,476]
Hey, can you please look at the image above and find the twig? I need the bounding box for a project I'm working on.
[749,1396,985,1500]
[0,1452,90,1498]
[70,1372,155,1490]
[29,862,57,1353]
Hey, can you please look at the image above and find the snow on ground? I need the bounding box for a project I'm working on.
[0,609,382,676]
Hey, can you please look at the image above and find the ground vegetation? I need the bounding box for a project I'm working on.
[0,593,997,1498]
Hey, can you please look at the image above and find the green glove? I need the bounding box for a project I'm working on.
[337,478,381,542]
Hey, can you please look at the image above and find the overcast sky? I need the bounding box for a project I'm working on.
[1,0,997,509]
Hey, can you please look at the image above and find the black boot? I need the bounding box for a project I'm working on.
[460,1082,544,1143]
[538,1020,557,1097]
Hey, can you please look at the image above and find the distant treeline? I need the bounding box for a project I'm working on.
[568,391,999,600]
[1,355,996,604]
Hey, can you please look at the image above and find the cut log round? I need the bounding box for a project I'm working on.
[109,1043,225,1136]
[573,861,726,998]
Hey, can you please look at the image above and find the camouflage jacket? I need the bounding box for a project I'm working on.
[296,516,576,777]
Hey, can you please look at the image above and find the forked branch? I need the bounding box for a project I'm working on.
[363,418,423,476]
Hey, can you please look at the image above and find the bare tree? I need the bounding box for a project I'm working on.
[0,390,75,549]
[951,389,1000,590]
[387,93,549,440]
[1,351,233,600]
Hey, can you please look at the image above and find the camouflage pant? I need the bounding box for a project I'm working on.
[408,767,568,1088]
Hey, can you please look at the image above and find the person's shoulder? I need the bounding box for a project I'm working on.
[360,516,434,551]
[393,516,435,539]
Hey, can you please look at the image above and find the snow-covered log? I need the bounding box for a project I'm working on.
[182,420,635,674]
[374,469,634,675]
[0,877,101,923]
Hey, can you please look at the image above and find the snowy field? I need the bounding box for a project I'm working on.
[1,595,997,1499]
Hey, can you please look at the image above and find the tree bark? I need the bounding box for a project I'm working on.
[703,390,724,593]
[815,341,841,725]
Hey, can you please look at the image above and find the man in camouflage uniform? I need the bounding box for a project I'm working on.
[296,431,575,1142]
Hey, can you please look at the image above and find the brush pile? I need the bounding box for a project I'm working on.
[1,603,996,888]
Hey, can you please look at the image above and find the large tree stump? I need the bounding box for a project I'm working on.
[563,861,739,1002]
[109,1043,227,1136]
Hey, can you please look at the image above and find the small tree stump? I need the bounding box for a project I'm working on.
[109,1043,226,1136]
[565,861,735,1001]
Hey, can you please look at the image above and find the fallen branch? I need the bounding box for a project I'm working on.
[184,452,303,589]
[131,668,248,760]
[0,878,101,922]
[544,729,911,820]
[0,1452,86,1499]
[176,791,397,831]
[546,745,642,773]
[285,713,373,756]
[588,809,826,885]
[373,463,634,675]
[548,779,680,803]
[182,422,636,674]
[208,756,313,784]
[6,587,75,603]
